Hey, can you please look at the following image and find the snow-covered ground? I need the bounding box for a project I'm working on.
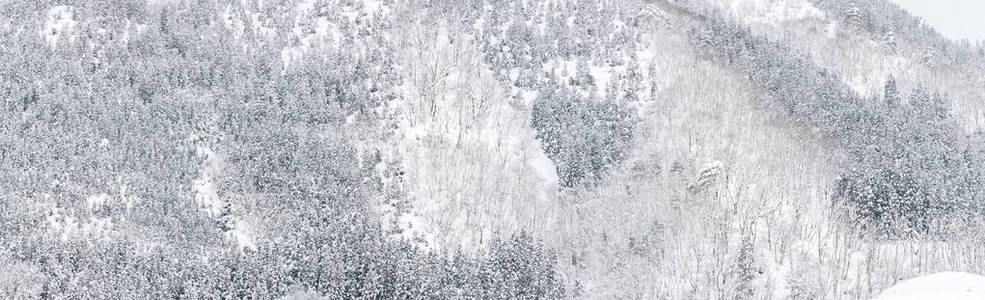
[41,6,77,48]
[876,272,985,300]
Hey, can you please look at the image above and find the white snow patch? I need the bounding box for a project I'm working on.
[193,142,224,216]
[589,65,614,97]
[361,0,385,14]
[527,140,560,204]
[47,201,113,241]
[85,193,110,212]
[520,90,539,107]
[119,20,147,47]
[876,272,985,300]
[41,6,78,49]
[226,221,257,252]
[825,22,838,39]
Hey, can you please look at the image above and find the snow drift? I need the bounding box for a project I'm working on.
[877,272,985,300]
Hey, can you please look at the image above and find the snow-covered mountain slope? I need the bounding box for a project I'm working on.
[2,0,985,298]
[552,26,850,298]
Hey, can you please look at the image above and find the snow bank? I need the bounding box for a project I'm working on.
[876,272,985,300]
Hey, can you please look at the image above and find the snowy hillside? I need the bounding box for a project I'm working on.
[1,0,985,298]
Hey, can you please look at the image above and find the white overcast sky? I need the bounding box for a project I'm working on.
[889,0,985,43]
